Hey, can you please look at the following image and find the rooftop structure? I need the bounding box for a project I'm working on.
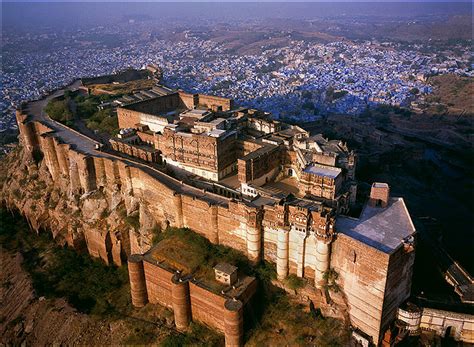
[336,197,415,253]
[116,90,357,211]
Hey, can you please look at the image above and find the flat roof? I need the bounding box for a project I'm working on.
[304,164,341,179]
[335,197,416,253]
[214,263,238,274]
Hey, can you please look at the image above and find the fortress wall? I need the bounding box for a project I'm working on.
[117,161,133,194]
[303,234,318,280]
[189,282,227,331]
[288,229,307,277]
[103,158,121,187]
[16,111,40,154]
[128,255,148,307]
[35,121,55,135]
[381,246,415,336]
[236,139,263,157]
[216,205,248,253]
[181,195,217,241]
[117,108,142,129]
[66,151,91,193]
[93,157,107,188]
[130,93,182,114]
[330,233,390,344]
[263,227,278,262]
[110,231,123,266]
[312,152,337,167]
[197,94,233,111]
[40,134,61,180]
[83,156,98,193]
[68,154,82,193]
[133,258,248,346]
[56,143,71,178]
[84,228,111,264]
[177,91,196,109]
[134,170,177,225]
[143,261,174,309]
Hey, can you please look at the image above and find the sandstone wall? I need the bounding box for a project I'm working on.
[117,108,141,129]
[197,94,233,111]
[129,257,252,346]
[330,233,390,344]
[381,245,415,334]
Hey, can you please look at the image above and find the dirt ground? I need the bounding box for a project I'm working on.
[0,248,174,346]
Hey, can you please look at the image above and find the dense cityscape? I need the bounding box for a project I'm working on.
[2,20,472,131]
[1,2,473,346]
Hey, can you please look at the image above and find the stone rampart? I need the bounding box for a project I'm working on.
[128,255,252,346]
[11,108,414,346]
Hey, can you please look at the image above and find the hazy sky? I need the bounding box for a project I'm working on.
[3,0,471,2]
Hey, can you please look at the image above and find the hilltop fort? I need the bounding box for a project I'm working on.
[3,78,422,346]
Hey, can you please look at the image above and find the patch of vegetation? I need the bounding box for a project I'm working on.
[46,92,119,136]
[125,214,140,229]
[160,322,224,347]
[246,291,349,346]
[326,86,348,102]
[152,227,276,290]
[89,78,155,95]
[85,109,119,136]
[44,98,73,125]
[323,268,341,293]
[0,209,132,317]
[285,274,305,290]
[121,319,159,345]
[426,74,474,116]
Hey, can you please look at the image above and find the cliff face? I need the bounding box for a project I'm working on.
[0,143,159,265]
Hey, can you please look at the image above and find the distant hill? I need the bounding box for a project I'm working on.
[425,74,474,116]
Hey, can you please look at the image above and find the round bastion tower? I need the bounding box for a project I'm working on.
[314,219,335,289]
[128,254,148,307]
[171,274,192,331]
[276,228,290,280]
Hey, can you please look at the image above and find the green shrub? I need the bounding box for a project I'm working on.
[285,274,305,290]
[125,214,140,229]
[44,99,73,123]
[0,209,131,317]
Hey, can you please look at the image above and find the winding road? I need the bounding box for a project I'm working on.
[23,81,229,207]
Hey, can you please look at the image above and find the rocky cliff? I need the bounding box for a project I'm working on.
[0,143,159,265]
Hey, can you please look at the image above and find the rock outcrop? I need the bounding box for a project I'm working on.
[0,144,158,265]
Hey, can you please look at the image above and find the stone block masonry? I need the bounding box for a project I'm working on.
[10,102,416,346]
[128,254,254,346]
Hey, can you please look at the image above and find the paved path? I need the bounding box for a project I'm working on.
[24,82,229,206]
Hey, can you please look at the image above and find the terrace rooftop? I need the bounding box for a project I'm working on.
[335,197,416,253]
